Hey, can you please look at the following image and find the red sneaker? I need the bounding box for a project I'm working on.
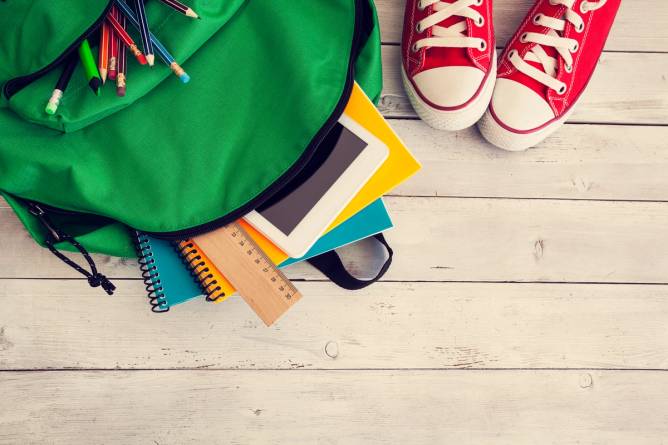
[401,0,496,131]
[479,0,621,151]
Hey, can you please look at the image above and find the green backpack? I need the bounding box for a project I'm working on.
[0,0,389,294]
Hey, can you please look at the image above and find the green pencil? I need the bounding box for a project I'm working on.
[78,39,101,96]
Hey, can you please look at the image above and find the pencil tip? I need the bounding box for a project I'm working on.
[89,78,101,94]
[137,54,148,65]
[146,54,155,66]
[100,69,107,84]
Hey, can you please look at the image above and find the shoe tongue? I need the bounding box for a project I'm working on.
[515,54,552,99]
[422,2,474,70]
[431,0,466,29]
[517,8,568,98]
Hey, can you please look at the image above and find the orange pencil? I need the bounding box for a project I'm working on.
[108,7,120,80]
[98,20,110,83]
[106,13,148,65]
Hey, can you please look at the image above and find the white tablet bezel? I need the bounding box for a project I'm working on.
[243,113,390,258]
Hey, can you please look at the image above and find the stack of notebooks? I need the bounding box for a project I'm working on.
[135,83,421,315]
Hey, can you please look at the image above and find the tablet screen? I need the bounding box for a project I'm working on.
[256,122,368,235]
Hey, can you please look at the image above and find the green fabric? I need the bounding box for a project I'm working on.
[0,0,383,258]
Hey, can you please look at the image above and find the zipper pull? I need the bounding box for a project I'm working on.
[27,202,116,295]
[27,202,64,242]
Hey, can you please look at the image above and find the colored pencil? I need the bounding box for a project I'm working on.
[98,20,110,83]
[115,8,127,96]
[45,55,78,115]
[134,0,154,66]
[78,39,102,96]
[108,6,120,80]
[158,0,199,19]
[106,12,148,65]
[115,0,190,83]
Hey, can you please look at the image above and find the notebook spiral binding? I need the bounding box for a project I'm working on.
[133,231,169,313]
[174,240,226,302]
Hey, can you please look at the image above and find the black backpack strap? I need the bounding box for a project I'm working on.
[306,233,393,290]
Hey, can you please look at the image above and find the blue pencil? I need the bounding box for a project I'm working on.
[115,0,190,83]
[134,0,154,66]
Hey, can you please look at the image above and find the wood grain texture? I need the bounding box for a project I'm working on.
[389,121,668,201]
[2,280,668,370]
[376,0,668,52]
[3,198,668,283]
[2,2,668,443]
[2,370,668,444]
[379,47,668,124]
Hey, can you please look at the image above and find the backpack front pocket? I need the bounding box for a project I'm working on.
[2,0,246,133]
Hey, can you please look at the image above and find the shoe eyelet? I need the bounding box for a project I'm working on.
[478,40,487,51]
[556,84,567,95]
[474,0,483,5]
[416,22,424,33]
[507,49,518,60]
[580,2,589,13]
[549,0,559,5]
[564,64,573,73]
[570,42,579,52]
[476,16,484,27]
[520,33,529,43]
[411,43,420,53]
[417,1,426,11]
[532,14,542,25]
[575,22,585,33]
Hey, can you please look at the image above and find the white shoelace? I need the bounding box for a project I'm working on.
[412,0,487,53]
[508,0,608,94]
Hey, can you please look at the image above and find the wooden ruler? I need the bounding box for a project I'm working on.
[192,222,302,326]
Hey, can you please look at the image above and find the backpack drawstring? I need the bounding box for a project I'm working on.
[27,202,116,295]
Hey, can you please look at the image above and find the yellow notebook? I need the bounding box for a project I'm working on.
[180,83,421,302]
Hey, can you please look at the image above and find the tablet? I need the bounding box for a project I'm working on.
[244,113,390,258]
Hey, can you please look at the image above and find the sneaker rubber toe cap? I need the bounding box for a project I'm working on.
[412,66,485,108]
[489,78,555,132]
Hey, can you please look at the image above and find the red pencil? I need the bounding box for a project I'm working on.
[108,6,120,80]
[98,20,110,83]
[106,13,147,65]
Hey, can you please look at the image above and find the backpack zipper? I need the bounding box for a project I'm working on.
[3,1,113,100]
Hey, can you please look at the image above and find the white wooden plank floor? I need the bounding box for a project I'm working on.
[2,1,668,443]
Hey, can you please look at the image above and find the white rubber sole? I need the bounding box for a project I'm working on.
[477,101,577,152]
[401,52,497,131]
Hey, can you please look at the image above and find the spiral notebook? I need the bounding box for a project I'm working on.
[135,198,392,310]
[135,231,201,312]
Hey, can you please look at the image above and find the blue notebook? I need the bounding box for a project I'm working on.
[135,198,393,311]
